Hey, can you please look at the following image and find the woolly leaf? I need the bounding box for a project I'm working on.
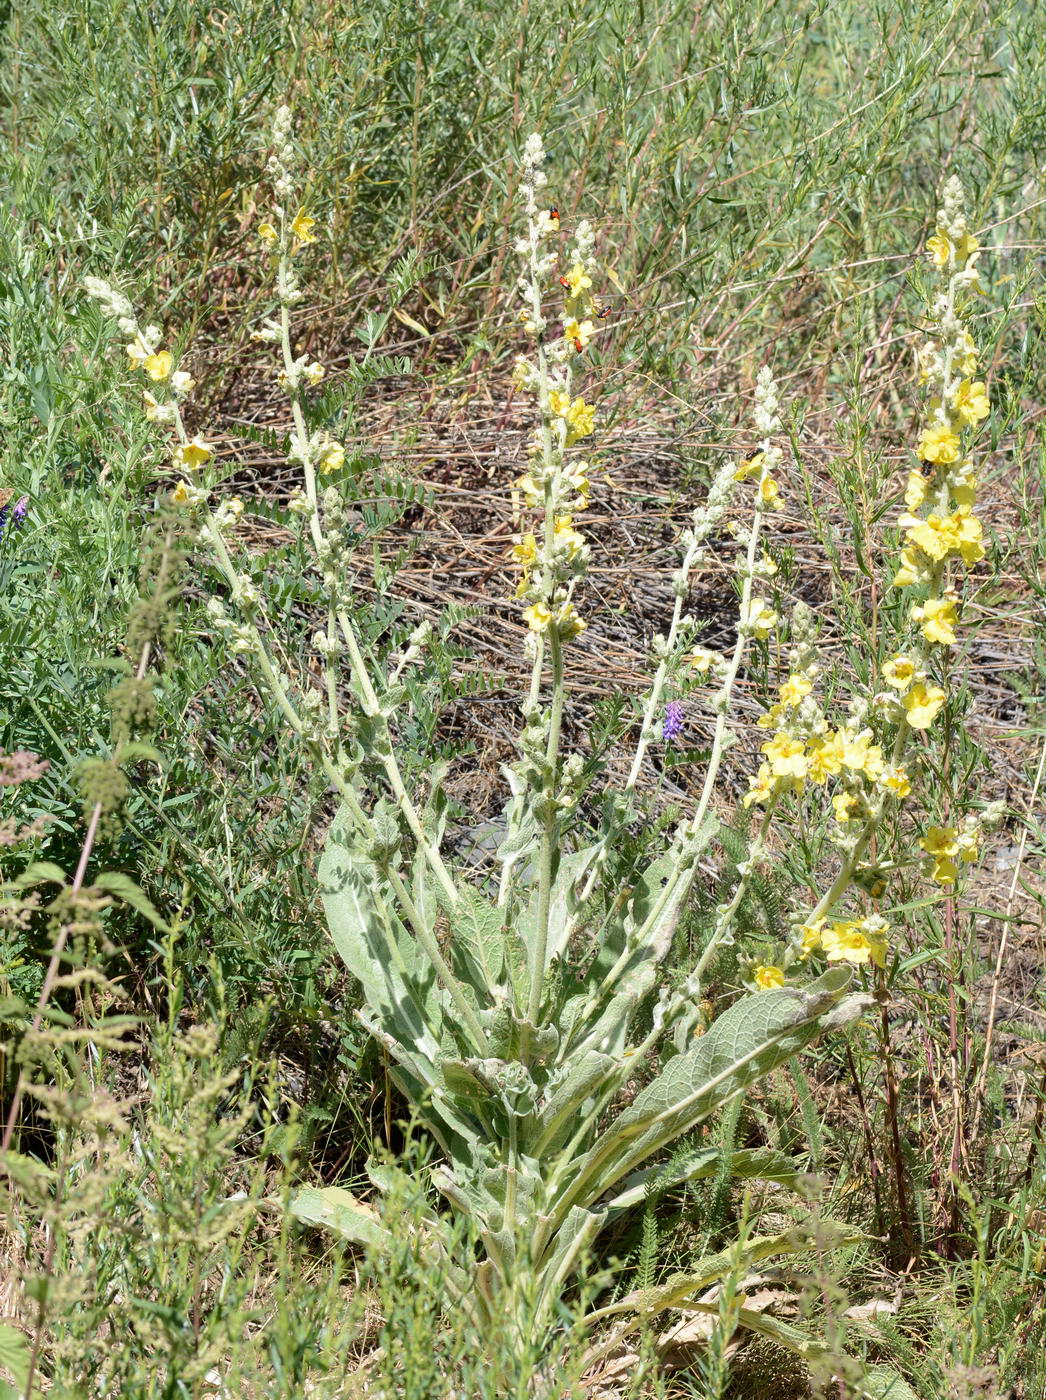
[287,1187,389,1250]
[452,886,506,993]
[557,969,855,1217]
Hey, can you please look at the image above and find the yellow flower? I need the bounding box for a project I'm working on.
[951,506,985,565]
[821,920,887,969]
[901,511,955,564]
[921,829,962,877]
[758,551,778,577]
[918,423,961,465]
[953,379,989,427]
[564,318,595,350]
[304,361,326,386]
[548,389,571,418]
[928,229,979,269]
[143,390,163,422]
[565,397,596,442]
[173,438,212,470]
[905,470,928,510]
[832,792,859,823]
[903,682,946,729]
[757,702,786,731]
[779,674,812,708]
[516,473,542,508]
[171,481,193,505]
[807,732,844,783]
[553,517,586,559]
[523,602,552,632]
[125,337,149,369]
[171,369,195,395]
[753,964,785,990]
[927,231,952,267]
[798,918,826,957]
[563,459,591,507]
[742,762,775,809]
[734,451,764,482]
[841,730,884,780]
[931,855,959,885]
[957,828,981,863]
[689,646,720,674]
[143,350,172,382]
[563,263,592,298]
[912,594,958,646]
[258,221,278,244]
[318,442,345,474]
[893,547,926,588]
[881,765,912,798]
[762,733,808,780]
[291,209,317,245]
[921,825,958,858]
[758,474,781,510]
[511,533,538,568]
[958,330,978,376]
[952,473,978,508]
[882,654,915,690]
[555,601,586,639]
[742,598,777,640]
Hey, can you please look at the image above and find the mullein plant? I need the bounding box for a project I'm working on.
[83,111,991,1387]
[732,175,1001,990]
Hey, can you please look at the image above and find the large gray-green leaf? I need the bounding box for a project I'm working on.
[320,805,442,1049]
[552,969,855,1220]
[362,1014,483,1170]
[287,1186,390,1249]
[532,1049,619,1154]
[857,1366,920,1400]
[533,1204,608,1310]
[565,818,718,1059]
[516,842,604,979]
[411,759,450,934]
[451,886,506,993]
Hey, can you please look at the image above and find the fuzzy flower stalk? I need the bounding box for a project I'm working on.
[502,135,601,1018]
[84,109,486,1048]
[738,177,999,986]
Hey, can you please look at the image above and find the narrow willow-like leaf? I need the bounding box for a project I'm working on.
[584,1220,863,1322]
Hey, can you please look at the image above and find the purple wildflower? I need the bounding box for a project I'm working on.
[663,701,685,741]
[0,496,28,543]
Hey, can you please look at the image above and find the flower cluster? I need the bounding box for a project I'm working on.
[894,177,986,658]
[83,276,208,492]
[741,179,993,988]
[510,135,612,648]
[0,493,28,543]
